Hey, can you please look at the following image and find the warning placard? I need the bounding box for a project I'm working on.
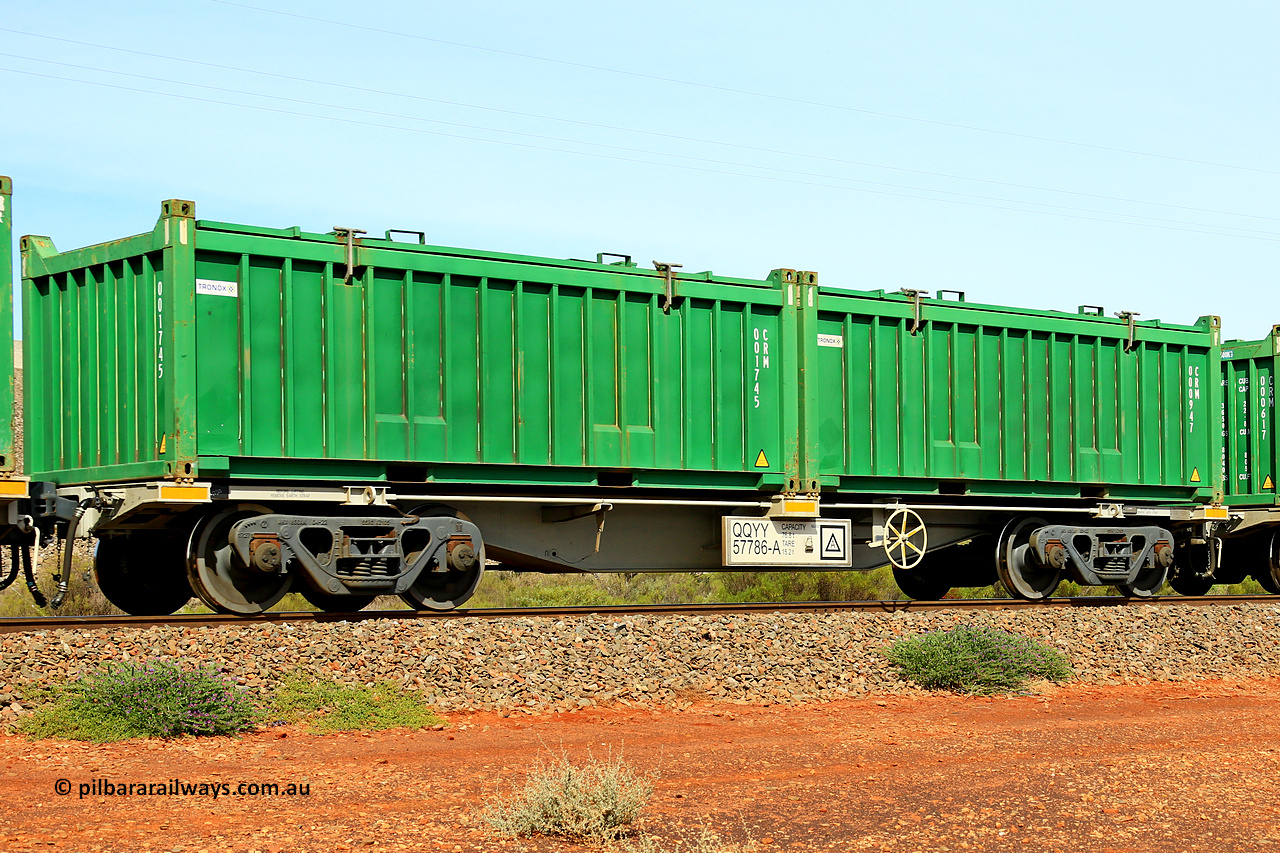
[722,517,852,567]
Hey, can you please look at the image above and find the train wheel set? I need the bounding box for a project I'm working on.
[2,178,1279,616]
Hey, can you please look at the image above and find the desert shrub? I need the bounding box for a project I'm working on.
[483,753,653,842]
[20,660,256,741]
[269,671,443,733]
[883,624,1073,695]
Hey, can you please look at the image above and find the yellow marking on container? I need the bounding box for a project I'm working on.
[784,500,817,515]
[1203,506,1230,519]
[158,485,210,502]
[1266,475,1275,490]
[754,450,769,468]
[159,433,167,454]
[0,480,28,497]
[1190,467,1201,483]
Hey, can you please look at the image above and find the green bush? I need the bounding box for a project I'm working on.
[883,624,1073,695]
[19,660,256,742]
[483,754,653,842]
[269,672,444,733]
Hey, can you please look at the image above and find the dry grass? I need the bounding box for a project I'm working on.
[482,751,654,842]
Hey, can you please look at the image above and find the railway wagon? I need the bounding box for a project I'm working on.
[1209,330,1280,593]
[17,195,1228,615]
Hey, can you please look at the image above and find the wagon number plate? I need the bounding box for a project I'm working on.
[722,518,852,567]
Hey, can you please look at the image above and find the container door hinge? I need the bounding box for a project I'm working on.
[333,227,367,284]
[653,261,683,314]
[1116,310,1140,352]
[899,289,928,335]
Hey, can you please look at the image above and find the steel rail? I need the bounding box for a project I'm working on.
[0,594,1275,634]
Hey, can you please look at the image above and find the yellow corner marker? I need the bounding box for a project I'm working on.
[159,434,167,454]
[1190,468,1201,483]
[754,450,769,468]
[1266,475,1275,490]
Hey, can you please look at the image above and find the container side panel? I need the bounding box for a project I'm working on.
[514,282,552,466]
[248,258,287,457]
[288,261,327,458]
[481,278,517,463]
[624,293,656,469]
[25,249,165,479]
[651,299,683,471]
[588,291,620,466]
[1000,330,1028,481]
[927,324,955,478]
[745,304,783,477]
[683,304,714,471]
[409,271,447,460]
[370,269,409,459]
[328,270,367,460]
[194,252,241,456]
[551,288,586,467]
[443,275,480,464]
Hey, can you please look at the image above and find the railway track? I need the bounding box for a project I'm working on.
[1,594,1276,633]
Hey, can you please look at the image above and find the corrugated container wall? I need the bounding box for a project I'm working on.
[22,201,798,490]
[1221,329,1280,505]
[21,200,1223,504]
[814,289,1221,501]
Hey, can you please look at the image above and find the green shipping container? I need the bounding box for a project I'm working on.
[22,200,807,491]
[21,199,1222,506]
[813,289,1222,501]
[1221,329,1280,506]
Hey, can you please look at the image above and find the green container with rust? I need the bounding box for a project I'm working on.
[22,200,805,490]
[811,288,1222,502]
[1220,329,1280,506]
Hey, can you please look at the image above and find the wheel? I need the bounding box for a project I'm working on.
[95,534,194,616]
[398,504,484,611]
[996,516,1061,600]
[892,566,950,600]
[1251,531,1280,594]
[883,508,927,570]
[187,504,291,614]
[298,586,377,612]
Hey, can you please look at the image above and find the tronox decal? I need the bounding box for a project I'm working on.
[196,279,239,297]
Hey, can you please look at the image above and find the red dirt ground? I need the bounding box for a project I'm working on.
[2,679,1279,852]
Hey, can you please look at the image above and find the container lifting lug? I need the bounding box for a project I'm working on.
[654,261,683,314]
[333,226,367,284]
[1116,310,1140,352]
[899,289,928,335]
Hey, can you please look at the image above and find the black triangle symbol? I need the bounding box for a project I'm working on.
[824,532,841,554]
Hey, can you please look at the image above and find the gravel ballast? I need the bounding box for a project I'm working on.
[3,604,1279,718]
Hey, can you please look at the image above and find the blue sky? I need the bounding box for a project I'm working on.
[4,1,1278,340]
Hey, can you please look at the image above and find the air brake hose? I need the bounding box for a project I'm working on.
[0,544,17,591]
[22,541,45,608]
[51,501,91,609]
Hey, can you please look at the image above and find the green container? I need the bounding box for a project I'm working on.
[0,176,13,474]
[20,199,1224,506]
[22,201,804,489]
[1220,329,1280,506]
[813,289,1222,501]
